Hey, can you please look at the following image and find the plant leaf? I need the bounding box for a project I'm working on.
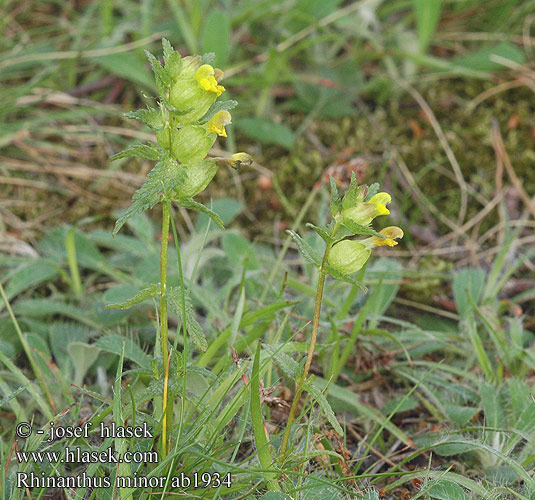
[341,219,385,238]
[96,335,152,370]
[113,157,185,236]
[341,172,363,209]
[306,223,335,244]
[144,49,170,95]
[168,286,208,351]
[329,176,342,216]
[104,283,159,310]
[235,118,294,149]
[305,380,344,435]
[124,107,164,130]
[198,100,238,124]
[364,182,380,201]
[323,262,367,291]
[414,0,442,53]
[201,10,231,67]
[286,230,321,267]
[162,38,181,78]
[173,197,224,229]
[110,143,161,162]
[250,342,278,490]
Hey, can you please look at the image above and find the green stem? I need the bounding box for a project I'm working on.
[280,242,332,456]
[167,202,188,445]
[160,201,171,457]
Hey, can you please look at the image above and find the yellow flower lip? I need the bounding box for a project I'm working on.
[208,110,232,137]
[373,226,404,247]
[369,192,391,216]
[376,204,390,216]
[194,64,225,96]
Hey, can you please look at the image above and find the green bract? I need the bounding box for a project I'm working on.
[328,240,371,275]
[110,39,246,236]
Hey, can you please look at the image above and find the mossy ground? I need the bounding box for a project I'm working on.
[4,77,534,251]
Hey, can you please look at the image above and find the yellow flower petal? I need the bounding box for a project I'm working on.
[369,192,391,216]
[372,226,404,247]
[207,110,232,137]
[369,192,392,205]
[194,65,225,96]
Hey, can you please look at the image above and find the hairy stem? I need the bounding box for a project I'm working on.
[160,201,171,457]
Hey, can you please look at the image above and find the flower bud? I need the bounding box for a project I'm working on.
[328,240,371,275]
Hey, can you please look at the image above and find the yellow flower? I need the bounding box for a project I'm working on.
[194,64,225,96]
[368,193,391,216]
[207,110,232,137]
[342,192,392,226]
[363,226,404,248]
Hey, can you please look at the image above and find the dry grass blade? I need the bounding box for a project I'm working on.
[397,80,469,230]
[491,119,535,219]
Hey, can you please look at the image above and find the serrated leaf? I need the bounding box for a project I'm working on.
[144,50,170,95]
[198,100,238,123]
[202,52,216,64]
[169,286,208,351]
[113,157,185,236]
[162,38,181,78]
[341,172,363,209]
[306,223,335,244]
[263,344,300,378]
[364,182,380,201]
[162,38,173,61]
[96,335,152,370]
[173,197,224,229]
[305,381,343,435]
[286,230,321,267]
[323,262,367,291]
[105,283,159,310]
[329,176,342,217]
[342,218,385,238]
[124,108,164,130]
[110,143,161,162]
